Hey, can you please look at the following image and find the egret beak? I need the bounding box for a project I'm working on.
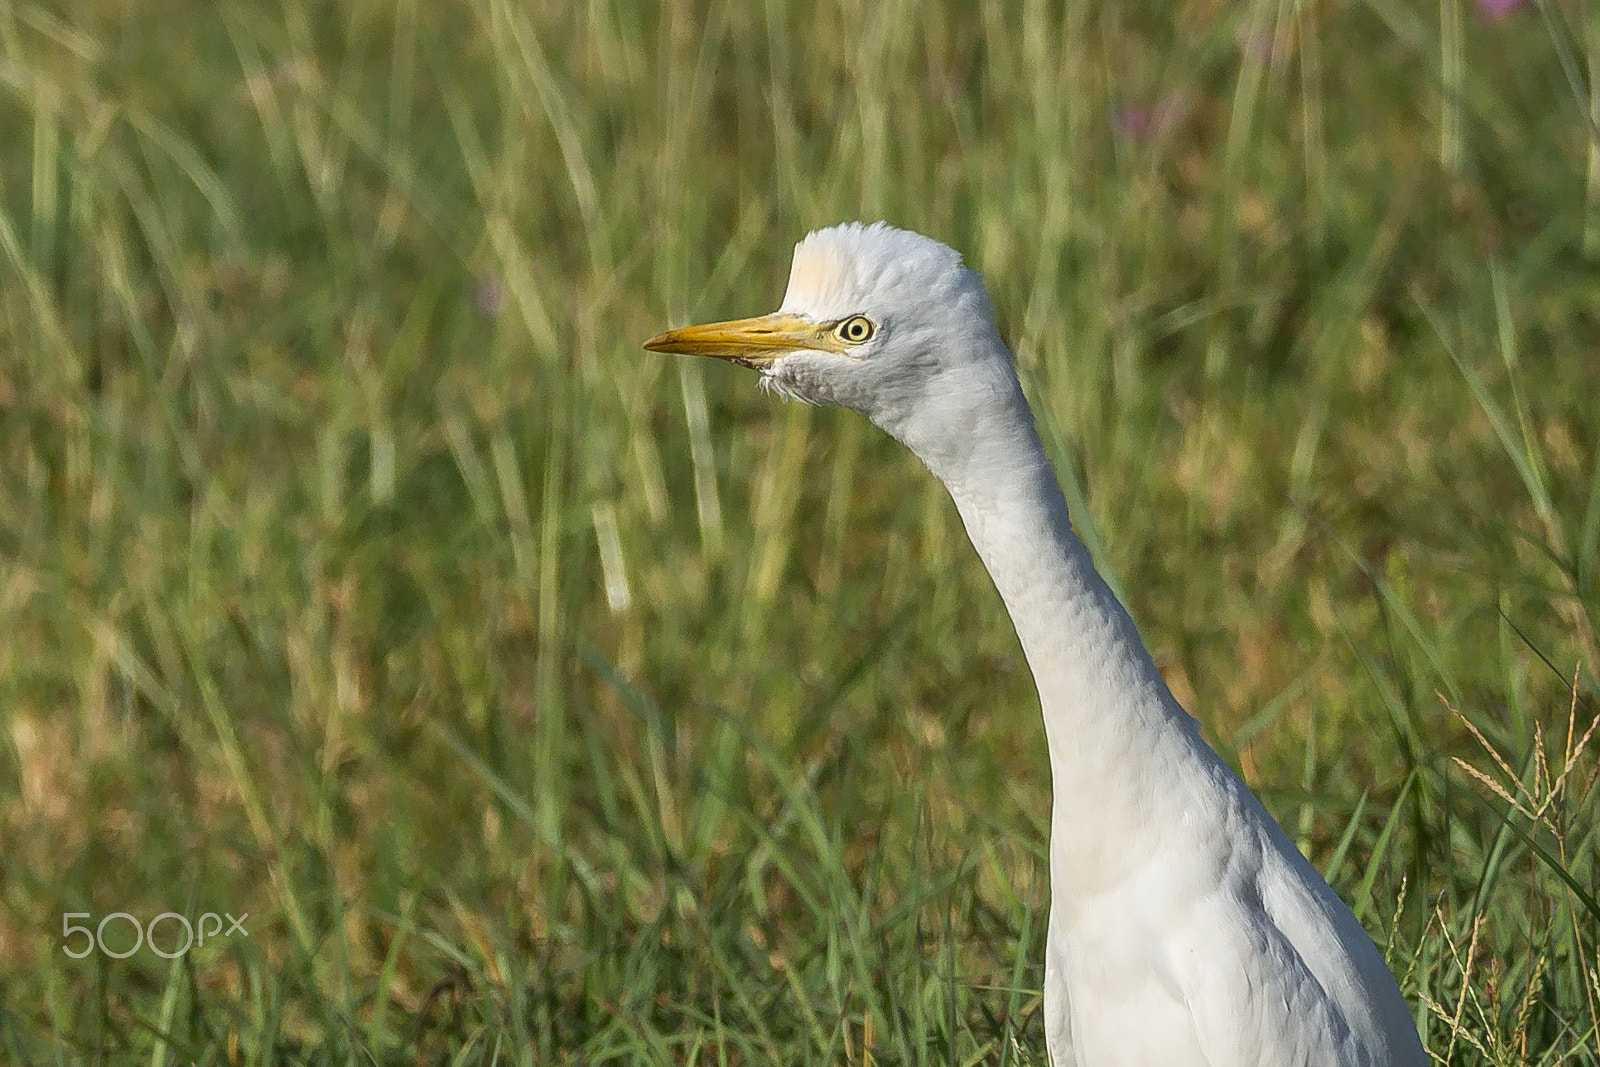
[642,313,844,367]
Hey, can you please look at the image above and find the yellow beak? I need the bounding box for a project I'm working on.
[642,313,845,367]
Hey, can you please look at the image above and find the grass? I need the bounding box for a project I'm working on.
[1,0,1598,1062]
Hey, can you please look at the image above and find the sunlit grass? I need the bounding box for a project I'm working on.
[1,0,1597,1063]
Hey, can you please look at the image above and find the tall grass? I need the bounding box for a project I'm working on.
[1,0,1596,1063]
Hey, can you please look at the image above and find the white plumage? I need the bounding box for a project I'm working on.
[645,222,1426,1066]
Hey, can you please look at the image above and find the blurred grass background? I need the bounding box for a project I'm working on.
[2,0,1598,1062]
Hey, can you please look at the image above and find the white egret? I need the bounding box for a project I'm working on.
[645,222,1425,1066]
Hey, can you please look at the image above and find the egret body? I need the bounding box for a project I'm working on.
[645,222,1425,1066]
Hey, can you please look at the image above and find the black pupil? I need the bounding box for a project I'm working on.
[847,320,865,339]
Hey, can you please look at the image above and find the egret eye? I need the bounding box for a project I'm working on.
[835,316,874,344]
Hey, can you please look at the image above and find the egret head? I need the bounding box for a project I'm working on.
[644,223,1017,451]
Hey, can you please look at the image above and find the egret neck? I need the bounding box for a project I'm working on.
[901,363,1201,905]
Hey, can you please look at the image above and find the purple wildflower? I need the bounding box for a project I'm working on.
[1115,106,1154,140]
[1112,94,1182,142]
[1476,0,1525,17]
[474,279,503,317]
